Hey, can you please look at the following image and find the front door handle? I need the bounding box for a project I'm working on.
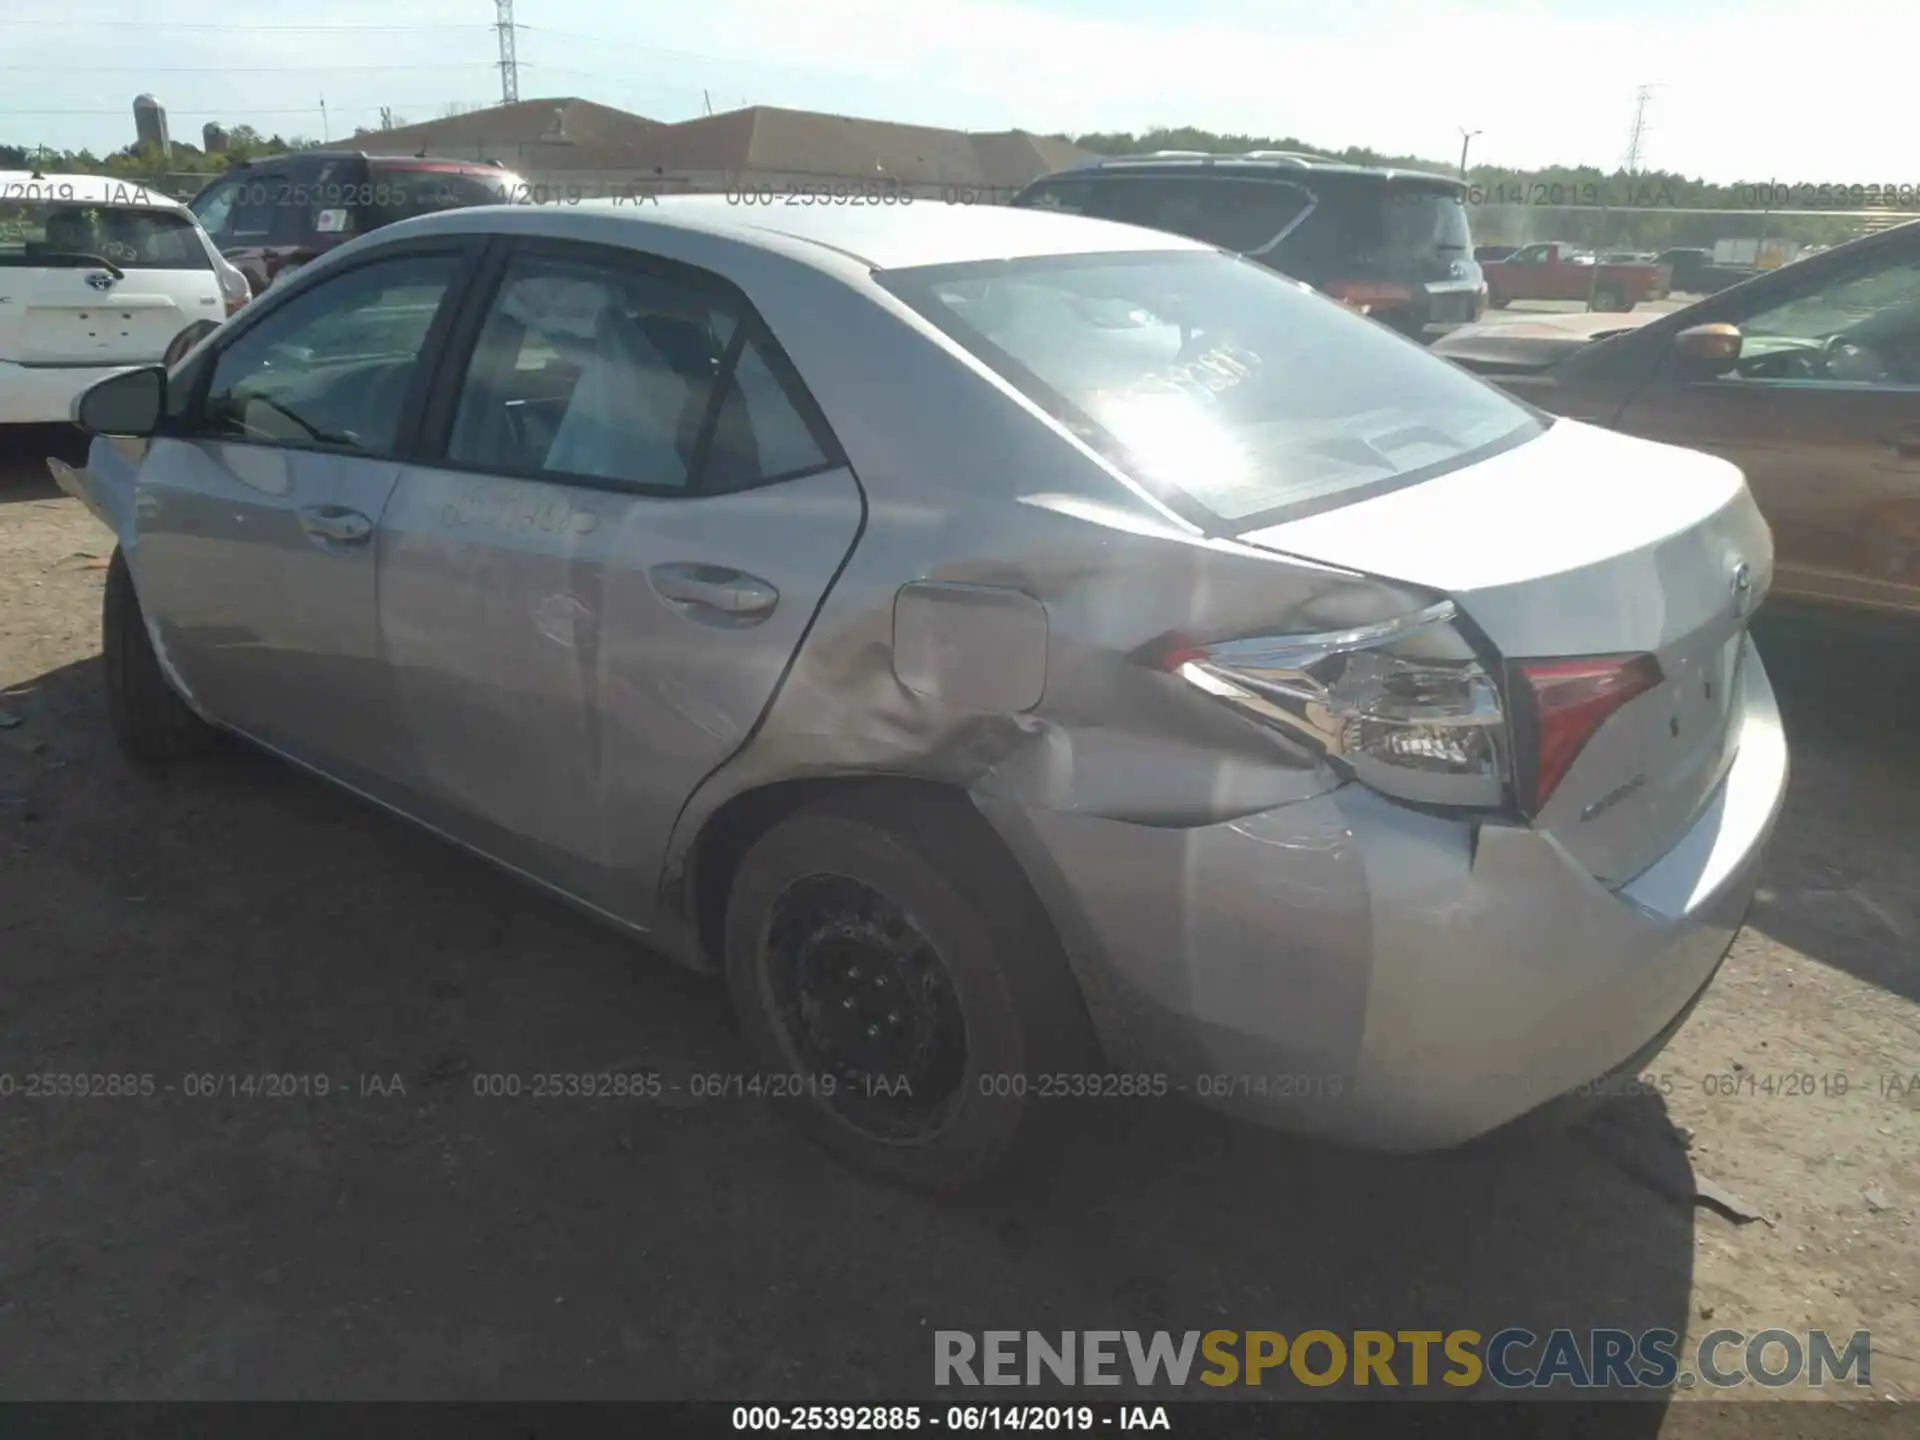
[299,505,373,546]
[649,563,779,623]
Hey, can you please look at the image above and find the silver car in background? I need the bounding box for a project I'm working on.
[54,198,1789,1192]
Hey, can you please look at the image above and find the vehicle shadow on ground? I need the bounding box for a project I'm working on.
[1745,606,1920,1004]
[0,424,85,503]
[0,653,1693,1421]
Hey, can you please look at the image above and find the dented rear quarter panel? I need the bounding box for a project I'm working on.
[648,234,1449,931]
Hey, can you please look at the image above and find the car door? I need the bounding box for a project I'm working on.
[1611,231,1920,614]
[372,238,865,927]
[127,239,484,779]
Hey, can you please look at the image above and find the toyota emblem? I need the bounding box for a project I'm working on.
[85,271,117,292]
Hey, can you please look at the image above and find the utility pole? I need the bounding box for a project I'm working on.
[495,0,520,105]
[1622,84,1654,174]
[1457,126,1481,179]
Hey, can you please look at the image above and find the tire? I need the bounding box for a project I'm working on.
[724,788,1099,1193]
[1590,286,1627,313]
[103,547,216,764]
[1488,293,1510,309]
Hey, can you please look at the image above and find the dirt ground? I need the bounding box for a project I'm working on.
[1,426,1915,1421]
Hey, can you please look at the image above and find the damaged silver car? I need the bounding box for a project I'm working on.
[53,197,1790,1191]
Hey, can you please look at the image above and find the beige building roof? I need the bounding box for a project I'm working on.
[353,97,1095,189]
[356,97,664,160]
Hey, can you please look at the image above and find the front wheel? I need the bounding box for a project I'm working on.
[103,548,216,764]
[724,790,1098,1192]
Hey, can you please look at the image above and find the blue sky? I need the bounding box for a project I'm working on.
[0,0,1896,182]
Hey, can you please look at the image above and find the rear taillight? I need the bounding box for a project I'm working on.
[1324,280,1414,316]
[1512,655,1663,814]
[1142,601,1509,809]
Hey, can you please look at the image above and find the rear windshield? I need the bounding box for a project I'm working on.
[0,197,210,270]
[1020,176,1313,254]
[1016,173,1472,276]
[878,249,1540,525]
[1271,179,1472,272]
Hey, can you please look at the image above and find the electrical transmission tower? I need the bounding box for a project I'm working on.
[495,0,520,105]
[1621,84,1654,174]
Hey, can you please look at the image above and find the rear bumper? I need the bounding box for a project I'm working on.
[0,360,157,426]
[980,639,1788,1151]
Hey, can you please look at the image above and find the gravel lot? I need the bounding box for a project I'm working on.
[1,424,1914,1418]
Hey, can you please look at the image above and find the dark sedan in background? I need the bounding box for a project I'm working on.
[1436,220,1920,619]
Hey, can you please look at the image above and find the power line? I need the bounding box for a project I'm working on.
[0,64,497,73]
[0,20,490,30]
[0,103,477,118]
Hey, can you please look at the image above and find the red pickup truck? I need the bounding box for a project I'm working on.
[1482,241,1671,312]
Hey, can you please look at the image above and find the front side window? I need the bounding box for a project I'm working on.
[224,173,284,245]
[199,252,461,454]
[446,251,832,491]
[1720,245,1920,387]
[0,199,212,270]
[188,177,242,241]
[880,249,1540,525]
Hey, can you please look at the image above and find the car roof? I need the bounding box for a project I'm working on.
[1023,153,1466,190]
[393,193,1218,271]
[0,172,189,211]
[222,151,508,171]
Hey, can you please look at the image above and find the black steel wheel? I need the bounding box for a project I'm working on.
[724,787,1098,1193]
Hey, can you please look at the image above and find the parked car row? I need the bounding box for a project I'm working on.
[51,195,1789,1191]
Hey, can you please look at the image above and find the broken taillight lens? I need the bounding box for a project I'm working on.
[1143,601,1509,809]
[1513,654,1663,814]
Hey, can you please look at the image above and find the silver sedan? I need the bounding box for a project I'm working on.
[54,196,1789,1191]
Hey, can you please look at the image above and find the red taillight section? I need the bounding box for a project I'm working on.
[1134,631,1209,671]
[1515,654,1663,813]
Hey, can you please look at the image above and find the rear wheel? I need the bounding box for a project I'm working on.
[1590,285,1629,312]
[723,789,1098,1193]
[103,548,216,764]
[1488,293,1511,309]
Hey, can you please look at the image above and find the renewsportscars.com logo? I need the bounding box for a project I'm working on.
[934,1329,1874,1390]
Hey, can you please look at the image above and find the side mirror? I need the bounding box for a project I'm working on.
[74,366,166,437]
[1673,322,1742,374]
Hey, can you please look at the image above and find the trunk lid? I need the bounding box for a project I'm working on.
[1237,419,1773,886]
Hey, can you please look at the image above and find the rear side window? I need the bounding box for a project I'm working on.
[362,168,510,229]
[0,198,210,270]
[880,249,1539,525]
[445,251,833,492]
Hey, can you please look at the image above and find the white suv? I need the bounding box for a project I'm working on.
[1,172,246,427]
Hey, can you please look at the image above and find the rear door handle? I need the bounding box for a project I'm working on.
[649,563,779,623]
[299,505,373,546]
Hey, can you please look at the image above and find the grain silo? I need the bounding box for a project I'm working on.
[133,94,171,154]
